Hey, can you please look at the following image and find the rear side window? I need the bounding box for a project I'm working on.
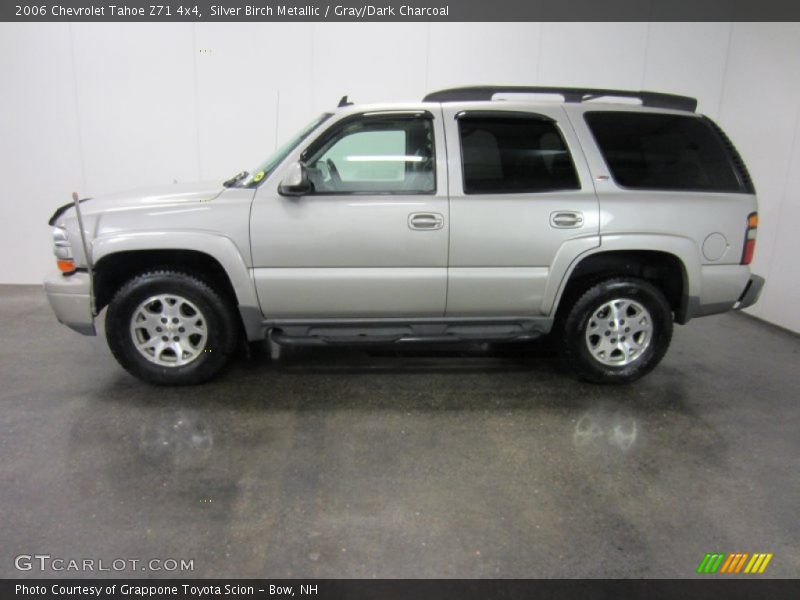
[458,114,580,194]
[585,112,751,193]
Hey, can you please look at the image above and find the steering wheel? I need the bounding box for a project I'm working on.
[325,158,342,188]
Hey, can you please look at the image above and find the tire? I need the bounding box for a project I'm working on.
[554,277,673,384]
[105,270,238,385]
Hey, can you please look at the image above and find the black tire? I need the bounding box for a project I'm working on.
[105,270,238,385]
[554,277,673,384]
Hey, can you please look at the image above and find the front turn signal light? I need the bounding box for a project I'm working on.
[57,258,76,274]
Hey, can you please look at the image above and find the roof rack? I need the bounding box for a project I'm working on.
[422,86,697,112]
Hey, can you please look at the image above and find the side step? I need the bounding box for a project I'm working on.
[268,317,552,347]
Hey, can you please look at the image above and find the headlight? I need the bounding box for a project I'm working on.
[52,227,76,273]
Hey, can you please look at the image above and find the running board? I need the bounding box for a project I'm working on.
[267,317,552,347]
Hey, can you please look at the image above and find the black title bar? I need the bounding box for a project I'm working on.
[4,0,800,22]
[4,579,800,600]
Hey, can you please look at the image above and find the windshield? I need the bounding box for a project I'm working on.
[228,112,332,188]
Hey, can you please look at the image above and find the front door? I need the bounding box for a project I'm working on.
[441,104,600,316]
[250,109,449,319]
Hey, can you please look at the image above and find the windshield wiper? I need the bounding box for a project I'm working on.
[223,171,249,188]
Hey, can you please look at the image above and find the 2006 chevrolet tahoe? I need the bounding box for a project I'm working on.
[44,86,765,385]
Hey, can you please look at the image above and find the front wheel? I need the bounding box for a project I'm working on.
[555,277,673,384]
[105,271,238,385]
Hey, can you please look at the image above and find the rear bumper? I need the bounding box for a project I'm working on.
[735,274,765,310]
[680,266,764,322]
[43,270,95,336]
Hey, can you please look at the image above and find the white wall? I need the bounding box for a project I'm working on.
[1,22,799,332]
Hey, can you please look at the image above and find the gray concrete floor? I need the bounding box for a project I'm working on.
[1,284,798,579]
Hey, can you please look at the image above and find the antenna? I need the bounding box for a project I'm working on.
[338,95,353,107]
[72,191,95,313]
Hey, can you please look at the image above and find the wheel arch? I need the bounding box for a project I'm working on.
[549,236,700,324]
[92,232,264,340]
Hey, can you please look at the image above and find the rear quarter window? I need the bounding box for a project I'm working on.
[585,111,752,193]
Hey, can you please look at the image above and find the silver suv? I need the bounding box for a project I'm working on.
[44,86,765,385]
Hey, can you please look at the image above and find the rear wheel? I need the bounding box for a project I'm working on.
[555,277,673,384]
[106,271,238,385]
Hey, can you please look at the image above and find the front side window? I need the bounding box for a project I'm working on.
[585,111,746,192]
[304,115,435,194]
[458,114,580,194]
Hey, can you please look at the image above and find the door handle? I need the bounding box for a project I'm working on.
[550,211,584,228]
[409,212,444,230]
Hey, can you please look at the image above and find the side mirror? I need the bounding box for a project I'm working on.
[278,162,312,197]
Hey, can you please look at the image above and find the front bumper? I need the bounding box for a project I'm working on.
[43,269,96,336]
[735,274,765,310]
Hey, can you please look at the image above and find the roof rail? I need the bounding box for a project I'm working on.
[422,86,697,112]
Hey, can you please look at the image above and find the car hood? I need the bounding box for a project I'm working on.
[49,182,225,226]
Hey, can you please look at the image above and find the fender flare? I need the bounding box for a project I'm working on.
[91,231,262,337]
[544,233,701,317]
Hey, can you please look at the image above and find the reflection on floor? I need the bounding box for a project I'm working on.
[1,285,798,578]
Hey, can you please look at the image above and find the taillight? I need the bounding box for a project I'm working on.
[741,212,758,265]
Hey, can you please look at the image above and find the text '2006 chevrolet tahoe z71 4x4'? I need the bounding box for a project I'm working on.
[44,86,765,385]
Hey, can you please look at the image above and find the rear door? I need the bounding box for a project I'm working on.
[441,104,599,316]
